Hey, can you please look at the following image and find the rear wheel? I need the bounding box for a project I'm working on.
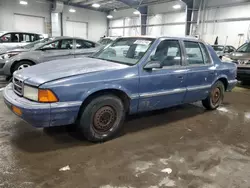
[202,81,225,110]
[13,61,33,74]
[78,95,125,142]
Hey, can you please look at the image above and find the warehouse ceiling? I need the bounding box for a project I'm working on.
[61,0,177,12]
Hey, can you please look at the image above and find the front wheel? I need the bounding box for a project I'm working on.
[78,95,125,142]
[202,81,225,110]
[13,61,33,74]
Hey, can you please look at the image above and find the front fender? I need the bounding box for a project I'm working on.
[80,83,137,102]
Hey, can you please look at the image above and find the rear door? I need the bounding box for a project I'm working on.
[182,41,215,103]
[40,39,74,62]
[74,39,100,58]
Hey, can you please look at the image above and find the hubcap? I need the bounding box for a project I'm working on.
[93,106,116,133]
[18,64,30,70]
[212,87,221,105]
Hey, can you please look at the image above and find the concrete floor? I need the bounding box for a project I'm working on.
[0,84,250,188]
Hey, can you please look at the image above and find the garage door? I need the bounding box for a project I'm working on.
[14,14,45,34]
[65,21,87,39]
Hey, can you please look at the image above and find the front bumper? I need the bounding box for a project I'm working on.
[227,79,238,91]
[237,69,250,81]
[3,83,82,128]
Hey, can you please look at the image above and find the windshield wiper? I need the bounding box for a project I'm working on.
[94,57,133,66]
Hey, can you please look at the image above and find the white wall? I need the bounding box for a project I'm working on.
[198,2,250,47]
[109,8,141,37]
[63,5,107,41]
[0,0,108,41]
[0,0,51,34]
[108,1,187,37]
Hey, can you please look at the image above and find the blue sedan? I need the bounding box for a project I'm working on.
[3,36,237,142]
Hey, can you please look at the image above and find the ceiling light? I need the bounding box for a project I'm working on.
[173,4,181,9]
[92,3,100,8]
[107,15,113,19]
[69,8,76,13]
[133,10,140,15]
[20,0,28,5]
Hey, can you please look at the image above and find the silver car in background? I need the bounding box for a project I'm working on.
[0,37,101,76]
[0,31,44,53]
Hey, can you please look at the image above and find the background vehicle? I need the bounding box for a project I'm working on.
[212,45,236,59]
[98,37,117,46]
[223,42,250,82]
[0,36,101,76]
[4,36,237,142]
[0,31,44,52]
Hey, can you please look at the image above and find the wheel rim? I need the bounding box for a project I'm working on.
[18,64,30,70]
[93,106,117,133]
[211,87,221,105]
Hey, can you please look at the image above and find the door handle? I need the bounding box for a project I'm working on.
[178,76,184,79]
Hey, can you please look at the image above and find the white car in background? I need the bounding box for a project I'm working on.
[0,31,44,53]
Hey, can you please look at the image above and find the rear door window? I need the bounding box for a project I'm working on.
[0,33,11,42]
[184,41,204,65]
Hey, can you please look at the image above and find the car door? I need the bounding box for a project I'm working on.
[182,41,215,103]
[138,39,188,112]
[40,39,74,62]
[74,39,99,58]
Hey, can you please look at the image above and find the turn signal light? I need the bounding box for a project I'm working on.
[38,89,58,102]
[12,106,22,116]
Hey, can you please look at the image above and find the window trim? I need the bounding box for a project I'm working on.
[199,42,212,65]
[143,39,184,70]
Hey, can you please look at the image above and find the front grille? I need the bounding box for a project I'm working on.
[13,77,23,96]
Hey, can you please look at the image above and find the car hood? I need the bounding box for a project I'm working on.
[228,52,250,60]
[14,57,129,86]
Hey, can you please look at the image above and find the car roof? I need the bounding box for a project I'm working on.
[117,35,201,42]
[0,31,43,35]
[45,36,97,43]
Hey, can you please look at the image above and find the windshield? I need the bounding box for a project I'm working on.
[212,45,224,52]
[237,43,250,53]
[92,37,155,65]
[98,38,114,45]
[23,38,53,49]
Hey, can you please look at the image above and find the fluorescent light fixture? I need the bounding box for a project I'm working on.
[173,4,181,9]
[107,15,113,19]
[92,3,100,8]
[20,0,28,5]
[133,10,140,15]
[69,8,76,13]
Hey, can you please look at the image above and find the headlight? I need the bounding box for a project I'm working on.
[23,85,38,101]
[0,52,20,59]
[23,85,58,102]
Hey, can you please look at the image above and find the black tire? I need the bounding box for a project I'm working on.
[12,61,33,74]
[202,81,225,110]
[78,95,125,142]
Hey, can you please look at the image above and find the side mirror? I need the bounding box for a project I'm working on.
[144,61,162,70]
[40,48,47,51]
